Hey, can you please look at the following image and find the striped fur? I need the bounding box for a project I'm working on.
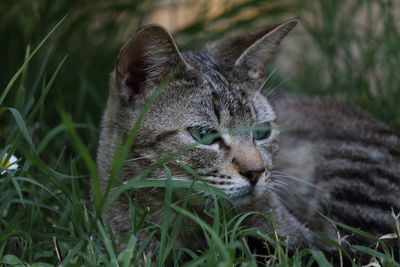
[273,91,400,249]
[96,20,400,261]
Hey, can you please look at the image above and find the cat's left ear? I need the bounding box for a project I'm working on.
[115,24,190,105]
[208,18,298,78]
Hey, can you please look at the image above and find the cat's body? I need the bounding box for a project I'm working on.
[96,19,400,262]
[273,91,400,246]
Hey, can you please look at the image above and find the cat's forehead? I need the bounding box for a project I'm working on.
[181,51,275,124]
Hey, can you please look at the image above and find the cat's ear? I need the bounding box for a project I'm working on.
[208,18,298,78]
[115,24,189,104]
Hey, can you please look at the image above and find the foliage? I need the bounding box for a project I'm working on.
[0,0,399,265]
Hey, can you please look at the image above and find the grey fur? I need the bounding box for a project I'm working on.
[96,19,400,260]
[273,91,400,246]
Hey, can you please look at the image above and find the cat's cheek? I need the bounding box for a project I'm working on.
[257,142,279,169]
[174,148,223,173]
[258,152,273,170]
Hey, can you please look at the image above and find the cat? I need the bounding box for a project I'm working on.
[96,18,400,262]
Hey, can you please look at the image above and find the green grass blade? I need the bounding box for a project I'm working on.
[13,176,63,204]
[59,108,102,212]
[107,178,228,211]
[97,221,119,267]
[118,235,137,267]
[352,245,396,262]
[309,249,333,267]
[0,14,68,106]
[229,211,261,243]
[26,55,68,125]
[58,239,84,267]
[3,108,35,151]
[0,254,25,266]
[158,167,172,265]
[171,205,231,264]
[36,124,66,154]
[9,175,25,207]
[0,208,27,242]
[320,214,380,242]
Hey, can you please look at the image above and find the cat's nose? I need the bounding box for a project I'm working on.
[240,168,265,186]
[232,147,265,185]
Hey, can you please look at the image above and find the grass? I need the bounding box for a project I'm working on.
[0,0,399,266]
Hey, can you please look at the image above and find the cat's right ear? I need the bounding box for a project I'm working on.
[115,24,189,105]
[208,18,298,79]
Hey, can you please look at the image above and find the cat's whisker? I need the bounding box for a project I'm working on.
[265,77,289,99]
[269,180,304,206]
[270,180,292,192]
[269,180,292,193]
[253,65,281,100]
[270,184,300,203]
[270,178,289,187]
[273,175,321,191]
[272,171,323,190]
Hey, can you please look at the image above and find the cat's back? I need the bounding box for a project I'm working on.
[271,91,400,244]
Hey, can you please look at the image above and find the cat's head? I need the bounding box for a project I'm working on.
[105,19,297,204]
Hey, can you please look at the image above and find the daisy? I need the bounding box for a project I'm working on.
[1,154,19,175]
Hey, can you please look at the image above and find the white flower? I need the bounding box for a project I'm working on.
[1,154,19,175]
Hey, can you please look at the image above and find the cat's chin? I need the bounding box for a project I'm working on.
[230,194,253,206]
[229,189,265,206]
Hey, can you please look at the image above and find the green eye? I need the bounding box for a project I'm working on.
[252,123,272,140]
[188,127,219,145]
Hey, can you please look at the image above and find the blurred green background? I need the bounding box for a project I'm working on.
[0,0,399,265]
[1,0,399,150]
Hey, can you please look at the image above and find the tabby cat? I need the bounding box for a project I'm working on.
[96,18,400,261]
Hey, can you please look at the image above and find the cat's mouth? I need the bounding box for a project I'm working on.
[228,171,271,202]
[229,187,253,199]
[228,184,261,200]
[227,186,255,206]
